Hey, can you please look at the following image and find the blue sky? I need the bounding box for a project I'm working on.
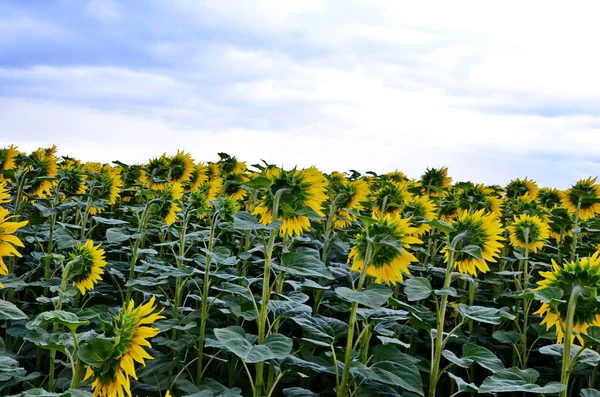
[1,0,600,188]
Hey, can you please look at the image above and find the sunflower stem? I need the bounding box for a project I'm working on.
[428,235,456,397]
[570,198,582,262]
[125,197,152,302]
[254,188,287,397]
[337,241,373,397]
[520,232,530,369]
[559,285,583,397]
[314,194,342,312]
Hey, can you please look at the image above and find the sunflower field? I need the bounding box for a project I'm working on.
[3,145,600,397]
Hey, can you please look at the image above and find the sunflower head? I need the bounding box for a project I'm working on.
[372,181,411,218]
[420,167,452,195]
[142,155,171,190]
[439,192,459,222]
[87,165,124,214]
[535,254,600,343]
[0,206,28,284]
[456,184,502,216]
[155,183,184,226]
[253,167,328,237]
[334,178,370,229]
[213,197,240,222]
[560,177,600,221]
[216,155,248,201]
[384,170,409,184]
[402,195,437,237]
[328,171,349,192]
[187,163,209,192]
[505,177,539,201]
[67,240,107,295]
[538,188,562,209]
[59,158,88,197]
[442,210,505,276]
[0,146,19,179]
[169,150,194,183]
[507,214,550,253]
[84,297,165,397]
[23,146,58,198]
[349,215,422,285]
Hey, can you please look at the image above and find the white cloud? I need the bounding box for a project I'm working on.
[85,0,122,23]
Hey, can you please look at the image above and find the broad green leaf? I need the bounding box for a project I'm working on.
[282,387,319,397]
[277,248,333,280]
[581,326,600,346]
[290,314,348,342]
[442,350,473,368]
[335,284,392,308]
[0,300,27,320]
[447,373,478,393]
[428,219,455,235]
[461,245,483,261]
[456,304,515,324]
[92,216,129,225]
[581,389,600,397]
[539,344,600,366]
[214,326,292,363]
[462,343,504,373]
[78,338,115,367]
[106,227,131,243]
[27,311,89,331]
[478,367,565,394]
[403,277,432,301]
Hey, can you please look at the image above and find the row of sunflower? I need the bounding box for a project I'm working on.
[1,145,600,397]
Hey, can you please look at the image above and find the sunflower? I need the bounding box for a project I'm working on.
[187,163,209,192]
[456,184,502,216]
[155,183,183,226]
[0,145,18,179]
[88,165,124,215]
[372,181,412,218]
[560,177,600,221]
[535,254,600,344]
[442,209,505,276]
[0,206,28,287]
[538,187,562,209]
[67,240,107,295]
[59,158,88,197]
[169,150,194,184]
[0,180,10,205]
[384,170,409,184]
[218,156,249,201]
[84,297,165,397]
[505,177,539,201]
[507,214,550,253]
[402,195,437,237]
[24,146,58,198]
[348,215,422,284]
[253,167,328,238]
[439,192,459,222]
[333,178,370,229]
[141,155,171,190]
[420,166,452,196]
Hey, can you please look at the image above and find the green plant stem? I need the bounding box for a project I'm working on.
[570,198,582,262]
[79,196,93,240]
[313,194,341,312]
[196,212,218,385]
[559,285,583,397]
[254,189,286,397]
[125,198,152,302]
[428,236,456,397]
[336,242,373,397]
[520,235,530,369]
[49,259,72,391]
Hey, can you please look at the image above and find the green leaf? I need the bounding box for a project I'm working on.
[78,338,115,367]
[442,350,474,368]
[335,284,393,308]
[213,326,292,363]
[539,344,600,366]
[478,367,565,394]
[461,245,483,261]
[277,248,334,280]
[447,373,478,393]
[581,326,600,346]
[428,219,455,235]
[434,287,457,297]
[581,389,600,397]
[27,311,89,331]
[233,211,277,231]
[92,216,129,225]
[106,228,131,243]
[403,277,432,301]
[462,343,504,373]
[243,176,272,188]
[289,314,348,342]
[282,388,319,397]
[456,304,515,325]
[0,300,27,320]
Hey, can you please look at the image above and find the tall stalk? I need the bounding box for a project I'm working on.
[559,285,583,397]
[428,235,456,397]
[336,242,373,397]
[125,198,152,302]
[313,194,341,312]
[254,189,286,397]
[570,198,582,262]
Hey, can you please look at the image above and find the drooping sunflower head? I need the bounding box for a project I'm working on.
[505,177,539,201]
[507,214,550,253]
[328,171,349,192]
[402,195,437,237]
[142,155,171,190]
[384,170,409,184]
[560,177,600,221]
[0,145,19,179]
[0,180,9,205]
[87,165,124,215]
[58,158,88,197]
[23,146,59,198]
[420,166,452,196]
[67,240,107,295]
[506,196,547,220]
[0,206,28,283]
[168,150,194,184]
[253,167,328,238]
[154,182,184,226]
[333,178,370,229]
[187,163,209,192]
[213,196,240,222]
[456,184,502,216]
[372,181,412,218]
[216,155,248,201]
[84,297,165,397]
[439,191,459,222]
[442,209,505,276]
[538,187,562,209]
[535,254,600,344]
[118,164,145,203]
[349,215,422,285]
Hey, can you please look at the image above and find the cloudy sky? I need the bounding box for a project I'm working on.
[1,0,600,188]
